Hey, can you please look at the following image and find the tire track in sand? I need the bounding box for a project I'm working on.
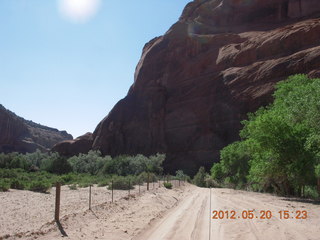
[133,188,209,240]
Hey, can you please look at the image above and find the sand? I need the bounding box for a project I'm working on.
[1,182,320,240]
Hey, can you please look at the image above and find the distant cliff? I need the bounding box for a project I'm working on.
[0,104,73,153]
[54,0,320,175]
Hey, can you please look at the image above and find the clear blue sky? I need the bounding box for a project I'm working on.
[0,0,191,138]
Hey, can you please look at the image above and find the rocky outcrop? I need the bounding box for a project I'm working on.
[55,0,320,175]
[52,132,93,156]
[0,104,73,153]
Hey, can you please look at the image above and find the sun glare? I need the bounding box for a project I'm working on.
[58,0,101,23]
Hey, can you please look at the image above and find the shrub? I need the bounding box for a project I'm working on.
[0,168,19,178]
[28,180,51,193]
[78,182,90,188]
[40,153,72,175]
[108,176,135,190]
[68,184,78,190]
[60,173,77,184]
[193,167,207,187]
[98,179,109,187]
[205,176,220,188]
[101,153,165,176]
[0,179,10,192]
[137,172,156,183]
[163,182,172,189]
[304,186,319,199]
[10,179,27,190]
[68,150,108,175]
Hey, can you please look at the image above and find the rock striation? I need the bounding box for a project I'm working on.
[54,0,320,175]
[0,104,73,153]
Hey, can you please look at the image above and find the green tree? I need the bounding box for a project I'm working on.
[215,75,320,197]
[41,152,72,175]
[193,167,206,187]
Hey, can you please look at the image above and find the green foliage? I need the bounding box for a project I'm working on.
[101,153,165,176]
[97,179,109,187]
[211,141,250,188]
[41,152,72,174]
[68,184,78,190]
[315,165,320,178]
[214,75,320,197]
[137,171,157,183]
[108,176,135,190]
[60,172,77,184]
[163,182,172,189]
[0,179,10,192]
[28,180,51,193]
[304,186,319,199]
[10,179,27,190]
[68,150,108,175]
[211,163,224,183]
[0,150,63,172]
[78,182,90,188]
[0,150,166,194]
[175,170,188,180]
[193,167,207,187]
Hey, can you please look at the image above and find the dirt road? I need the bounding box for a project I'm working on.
[134,187,320,240]
[2,184,320,240]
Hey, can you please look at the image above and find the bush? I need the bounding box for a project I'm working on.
[68,184,78,190]
[98,179,109,187]
[0,168,20,178]
[78,182,91,188]
[193,167,207,187]
[68,150,108,175]
[10,179,27,190]
[0,179,10,192]
[101,153,165,176]
[60,173,77,184]
[304,186,319,199]
[137,172,157,183]
[41,153,72,175]
[28,180,51,193]
[108,176,135,190]
[163,182,172,189]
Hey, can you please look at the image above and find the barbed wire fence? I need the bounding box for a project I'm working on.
[54,175,187,222]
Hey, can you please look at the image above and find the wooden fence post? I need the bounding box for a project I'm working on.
[111,180,114,203]
[139,182,141,194]
[89,185,92,210]
[55,182,61,221]
[128,179,131,198]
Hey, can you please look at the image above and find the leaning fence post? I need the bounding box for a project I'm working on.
[139,182,141,194]
[128,179,131,198]
[55,182,61,221]
[89,185,92,210]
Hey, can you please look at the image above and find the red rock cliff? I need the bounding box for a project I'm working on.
[0,104,73,153]
[55,0,320,175]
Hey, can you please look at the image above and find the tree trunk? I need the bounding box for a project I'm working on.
[317,178,320,195]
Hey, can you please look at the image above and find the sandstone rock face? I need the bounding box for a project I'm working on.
[0,104,73,153]
[51,132,93,157]
[56,0,320,175]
